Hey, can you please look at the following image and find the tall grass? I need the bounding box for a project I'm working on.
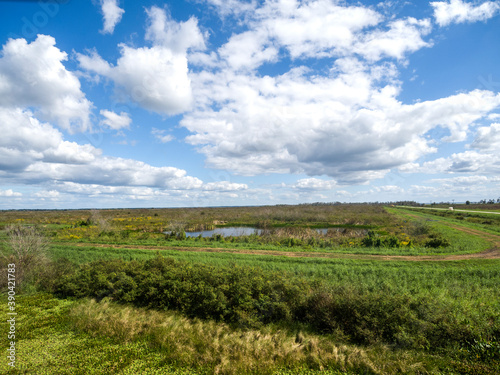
[2,292,497,374]
[2,293,448,375]
[51,255,500,358]
[69,298,382,374]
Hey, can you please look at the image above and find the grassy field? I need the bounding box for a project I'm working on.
[393,206,500,235]
[1,203,491,256]
[1,204,499,374]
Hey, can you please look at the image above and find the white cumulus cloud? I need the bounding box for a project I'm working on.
[0,189,22,197]
[0,107,100,171]
[100,110,131,130]
[100,0,125,34]
[431,0,500,26]
[180,0,468,184]
[151,128,175,143]
[203,0,257,16]
[470,122,500,150]
[0,107,211,195]
[0,35,92,132]
[293,178,337,190]
[78,6,205,116]
[185,57,500,183]
[34,190,60,199]
[145,6,206,52]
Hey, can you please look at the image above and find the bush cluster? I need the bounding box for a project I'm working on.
[300,287,479,350]
[360,230,408,248]
[421,231,451,248]
[166,228,361,249]
[53,255,497,353]
[55,255,311,328]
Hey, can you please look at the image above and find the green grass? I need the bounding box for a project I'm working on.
[37,204,493,257]
[3,269,499,374]
[0,294,210,375]
[392,207,500,235]
[46,243,500,345]
[2,204,500,374]
[3,293,493,375]
[47,243,500,305]
[0,293,380,374]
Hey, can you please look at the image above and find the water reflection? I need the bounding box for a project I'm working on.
[184,227,262,238]
[165,226,367,238]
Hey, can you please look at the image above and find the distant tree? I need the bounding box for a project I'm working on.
[465,200,470,205]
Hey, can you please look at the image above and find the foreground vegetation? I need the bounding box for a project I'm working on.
[1,204,499,374]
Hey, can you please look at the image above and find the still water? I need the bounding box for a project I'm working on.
[182,227,262,238]
[166,227,361,238]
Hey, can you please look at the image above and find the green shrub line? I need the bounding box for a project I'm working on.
[51,255,500,357]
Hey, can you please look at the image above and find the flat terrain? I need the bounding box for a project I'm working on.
[1,204,499,374]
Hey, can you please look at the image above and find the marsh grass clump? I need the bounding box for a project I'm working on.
[89,209,112,232]
[67,298,394,375]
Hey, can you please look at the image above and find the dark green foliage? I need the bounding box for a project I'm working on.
[299,287,477,350]
[361,232,401,247]
[55,255,310,329]
[425,235,450,248]
[36,257,78,293]
[165,230,187,240]
[53,255,499,354]
[462,339,500,362]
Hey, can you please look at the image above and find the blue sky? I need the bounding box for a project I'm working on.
[1,0,500,209]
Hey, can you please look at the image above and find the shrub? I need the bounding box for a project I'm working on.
[1,224,49,289]
[425,236,450,248]
[361,234,400,247]
[299,287,479,350]
[37,257,77,293]
[52,255,495,353]
[463,339,500,362]
[54,255,309,329]
[408,221,430,236]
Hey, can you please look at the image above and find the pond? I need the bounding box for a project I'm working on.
[165,226,366,238]
[181,227,263,238]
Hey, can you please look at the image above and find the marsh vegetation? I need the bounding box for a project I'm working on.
[0,204,499,374]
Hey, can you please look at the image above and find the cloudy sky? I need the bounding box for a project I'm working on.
[1,0,500,209]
